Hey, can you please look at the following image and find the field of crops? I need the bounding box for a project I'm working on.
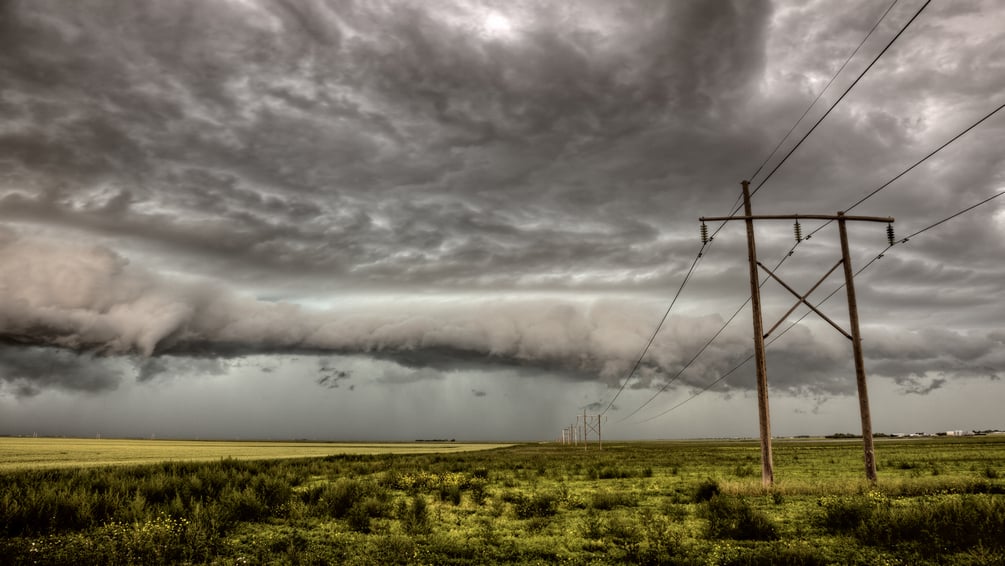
[1,435,1003,565]
[0,438,505,471]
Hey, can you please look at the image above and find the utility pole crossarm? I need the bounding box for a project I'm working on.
[701,214,894,223]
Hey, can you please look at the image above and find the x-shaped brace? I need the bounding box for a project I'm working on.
[757,259,852,340]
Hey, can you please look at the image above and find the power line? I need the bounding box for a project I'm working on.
[597,3,904,417]
[804,99,1005,241]
[610,1,1003,428]
[748,0,900,183]
[750,0,932,199]
[632,188,1005,424]
[615,92,1005,426]
[615,299,749,423]
[599,250,704,415]
[599,191,745,416]
[602,0,940,425]
[754,93,1005,302]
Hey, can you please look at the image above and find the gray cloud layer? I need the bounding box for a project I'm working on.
[1,1,1004,431]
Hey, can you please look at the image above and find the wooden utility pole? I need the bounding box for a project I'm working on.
[741,180,774,486]
[578,412,604,451]
[700,181,891,484]
[838,213,878,481]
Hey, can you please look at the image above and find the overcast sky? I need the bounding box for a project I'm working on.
[1,0,1003,441]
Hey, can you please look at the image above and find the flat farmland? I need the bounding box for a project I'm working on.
[1,436,1003,565]
[0,437,508,471]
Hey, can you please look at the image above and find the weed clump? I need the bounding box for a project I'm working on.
[702,496,779,541]
[693,478,721,502]
[590,490,637,510]
[512,492,559,519]
[816,494,879,532]
[860,494,1005,553]
[398,494,430,534]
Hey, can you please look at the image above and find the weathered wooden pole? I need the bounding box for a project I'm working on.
[741,180,775,486]
[837,212,878,482]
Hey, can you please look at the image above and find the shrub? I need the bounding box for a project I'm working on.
[703,496,778,541]
[733,464,757,478]
[590,490,637,510]
[303,478,385,519]
[858,494,1005,553]
[346,503,372,533]
[590,465,632,480]
[251,475,293,512]
[220,486,266,523]
[513,492,559,519]
[469,478,489,506]
[694,478,721,503]
[438,483,462,505]
[400,494,430,535]
[816,495,876,533]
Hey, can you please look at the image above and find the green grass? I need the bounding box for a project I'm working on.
[1,436,1003,564]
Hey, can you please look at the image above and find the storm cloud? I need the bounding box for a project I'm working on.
[1,0,1003,438]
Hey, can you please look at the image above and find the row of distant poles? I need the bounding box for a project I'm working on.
[700,180,894,485]
[559,410,605,450]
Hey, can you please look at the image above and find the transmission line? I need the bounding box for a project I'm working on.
[597,3,904,417]
[750,0,931,198]
[615,92,1005,425]
[610,1,1005,428]
[763,93,1005,291]
[804,99,1005,241]
[748,0,899,183]
[614,299,749,423]
[633,188,1005,424]
[601,0,940,424]
[599,249,704,415]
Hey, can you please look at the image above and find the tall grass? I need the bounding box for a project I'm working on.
[1,438,1003,564]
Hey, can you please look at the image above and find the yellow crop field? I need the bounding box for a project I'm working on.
[0,437,508,470]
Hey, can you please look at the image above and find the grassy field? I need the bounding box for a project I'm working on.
[0,438,507,471]
[1,435,1003,565]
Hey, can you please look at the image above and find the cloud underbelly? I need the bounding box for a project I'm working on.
[1,232,735,382]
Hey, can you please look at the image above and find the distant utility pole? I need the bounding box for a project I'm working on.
[568,424,578,447]
[578,410,604,450]
[700,180,893,485]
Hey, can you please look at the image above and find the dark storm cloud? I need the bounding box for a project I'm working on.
[0,344,121,397]
[1,0,1004,419]
[0,0,773,291]
[136,356,228,383]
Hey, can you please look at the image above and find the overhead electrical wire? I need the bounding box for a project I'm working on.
[618,92,1005,425]
[633,188,1005,424]
[748,0,900,184]
[752,96,1005,317]
[802,99,1005,241]
[596,3,904,418]
[750,0,932,199]
[598,251,704,415]
[608,0,1005,428]
[614,299,749,423]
